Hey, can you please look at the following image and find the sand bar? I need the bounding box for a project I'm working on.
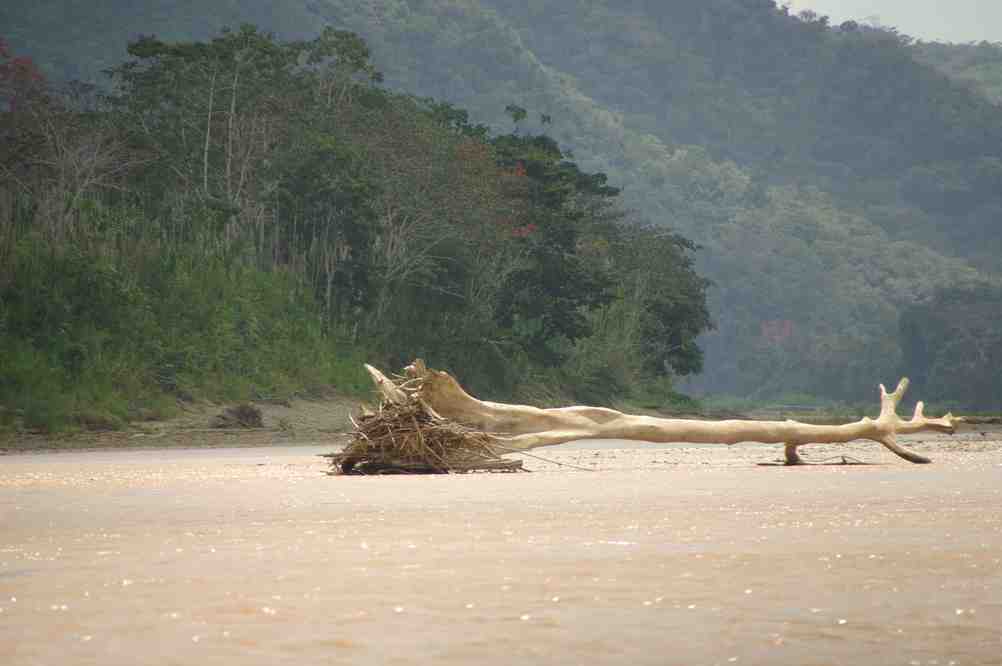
[2,436,1001,665]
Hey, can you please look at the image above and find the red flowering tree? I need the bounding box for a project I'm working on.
[0,38,46,112]
[1,37,135,243]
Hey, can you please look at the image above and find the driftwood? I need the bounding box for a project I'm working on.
[328,397,523,474]
[362,360,962,466]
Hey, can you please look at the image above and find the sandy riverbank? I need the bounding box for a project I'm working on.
[2,434,1000,665]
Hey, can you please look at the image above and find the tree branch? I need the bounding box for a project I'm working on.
[364,360,962,465]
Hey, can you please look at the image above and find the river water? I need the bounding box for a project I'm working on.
[2,439,1001,664]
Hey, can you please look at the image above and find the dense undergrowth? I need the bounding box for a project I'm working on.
[1,234,372,432]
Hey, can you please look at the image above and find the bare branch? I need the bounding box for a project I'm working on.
[360,360,964,465]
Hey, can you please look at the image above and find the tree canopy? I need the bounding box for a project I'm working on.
[0,27,711,430]
[4,0,1002,408]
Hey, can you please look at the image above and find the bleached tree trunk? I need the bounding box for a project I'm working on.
[365,360,962,465]
[202,67,218,196]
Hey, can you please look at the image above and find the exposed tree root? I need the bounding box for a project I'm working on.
[327,393,523,475]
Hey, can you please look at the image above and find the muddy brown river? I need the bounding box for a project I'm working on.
[2,436,1001,665]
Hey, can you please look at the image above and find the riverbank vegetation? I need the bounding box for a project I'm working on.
[5,1,1002,430]
[0,29,710,432]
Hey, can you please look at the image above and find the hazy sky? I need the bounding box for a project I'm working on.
[786,1,1002,43]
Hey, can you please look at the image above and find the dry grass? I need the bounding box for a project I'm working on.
[328,398,522,475]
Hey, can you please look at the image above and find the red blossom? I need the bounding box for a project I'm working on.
[511,223,538,238]
[0,38,46,111]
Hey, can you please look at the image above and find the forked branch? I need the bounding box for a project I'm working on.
[364,361,962,465]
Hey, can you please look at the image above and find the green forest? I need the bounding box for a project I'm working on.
[3,0,1002,431]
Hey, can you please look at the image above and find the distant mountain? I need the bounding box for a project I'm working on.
[5,0,1001,401]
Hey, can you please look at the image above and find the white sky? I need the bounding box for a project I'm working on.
[785,1,1002,43]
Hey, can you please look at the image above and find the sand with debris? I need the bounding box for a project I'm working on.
[2,431,1001,665]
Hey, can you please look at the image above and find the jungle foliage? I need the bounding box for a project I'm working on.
[4,0,1002,412]
[914,40,1002,105]
[0,28,709,430]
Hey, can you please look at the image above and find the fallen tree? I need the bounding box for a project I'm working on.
[332,360,962,473]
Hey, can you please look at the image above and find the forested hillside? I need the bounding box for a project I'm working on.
[4,0,1002,413]
[1,27,710,430]
[914,41,1002,104]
